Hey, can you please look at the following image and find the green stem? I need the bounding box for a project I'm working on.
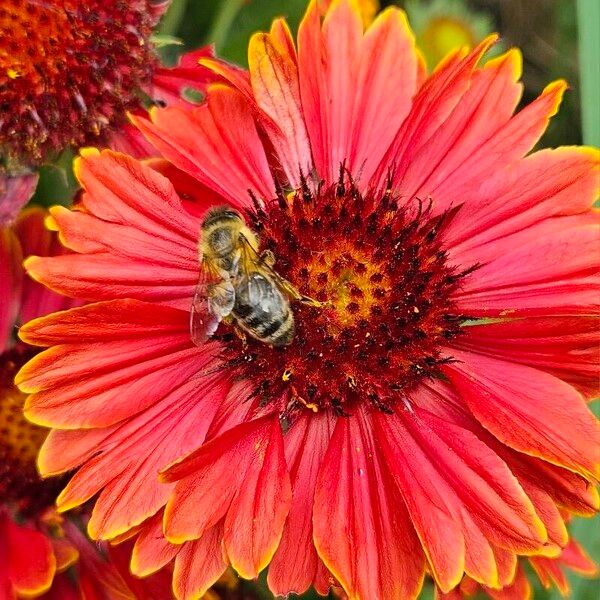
[158,0,190,37]
[577,0,600,145]
[205,0,247,51]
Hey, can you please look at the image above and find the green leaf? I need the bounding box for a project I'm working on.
[577,0,600,145]
[216,0,310,65]
[150,33,184,48]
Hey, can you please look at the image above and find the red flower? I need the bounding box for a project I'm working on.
[17,1,600,599]
[0,0,213,168]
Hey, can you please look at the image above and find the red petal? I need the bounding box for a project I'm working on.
[131,512,179,577]
[454,216,599,318]
[249,20,313,187]
[348,7,418,184]
[223,416,292,578]
[3,514,56,596]
[443,146,600,252]
[150,47,216,106]
[375,36,496,188]
[15,208,77,325]
[313,409,425,600]
[0,171,38,226]
[51,538,79,572]
[0,228,22,351]
[298,0,362,183]
[75,149,199,243]
[445,351,600,480]
[484,565,532,600]
[17,301,211,430]
[455,316,599,398]
[18,299,188,347]
[375,405,548,591]
[133,87,275,209]
[559,537,598,575]
[437,79,566,204]
[268,413,334,596]
[399,48,523,203]
[164,416,292,579]
[418,378,599,516]
[61,374,229,539]
[109,117,160,159]
[172,524,227,600]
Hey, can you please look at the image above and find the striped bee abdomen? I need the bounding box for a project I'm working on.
[232,273,294,346]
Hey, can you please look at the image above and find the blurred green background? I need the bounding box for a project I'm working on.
[33,1,600,597]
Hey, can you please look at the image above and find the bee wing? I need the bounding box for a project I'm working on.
[237,234,302,303]
[190,260,235,346]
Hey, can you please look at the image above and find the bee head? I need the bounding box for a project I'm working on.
[201,206,244,230]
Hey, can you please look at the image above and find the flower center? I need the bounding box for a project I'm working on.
[0,0,157,165]
[0,345,64,516]
[222,178,474,419]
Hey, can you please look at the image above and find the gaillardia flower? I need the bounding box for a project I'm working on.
[0,0,214,168]
[16,1,600,599]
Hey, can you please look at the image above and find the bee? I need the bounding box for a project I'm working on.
[190,206,315,347]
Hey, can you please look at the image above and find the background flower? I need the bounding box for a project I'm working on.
[0,0,215,223]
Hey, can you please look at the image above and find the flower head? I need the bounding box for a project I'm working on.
[17,1,600,599]
[0,0,166,166]
[0,0,214,169]
[406,0,496,69]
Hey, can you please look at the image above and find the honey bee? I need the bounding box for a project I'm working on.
[190,206,315,347]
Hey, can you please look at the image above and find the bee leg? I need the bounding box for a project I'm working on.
[233,325,248,347]
[299,294,329,308]
[259,249,276,267]
[276,277,326,307]
[291,385,319,413]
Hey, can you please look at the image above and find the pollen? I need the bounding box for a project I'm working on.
[0,345,64,516]
[223,174,476,421]
[0,0,159,166]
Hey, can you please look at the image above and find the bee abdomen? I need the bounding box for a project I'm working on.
[233,303,294,347]
[262,309,295,347]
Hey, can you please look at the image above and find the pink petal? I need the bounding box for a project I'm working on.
[445,350,600,481]
[132,87,275,208]
[249,20,313,186]
[268,412,335,596]
[313,409,425,600]
[375,404,548,591]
